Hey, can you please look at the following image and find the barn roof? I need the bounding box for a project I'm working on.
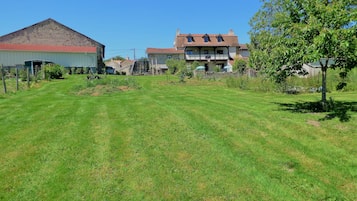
[0,18,104,56]
[0,43,97,53]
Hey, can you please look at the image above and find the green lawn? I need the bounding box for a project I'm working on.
[0,75,356,200]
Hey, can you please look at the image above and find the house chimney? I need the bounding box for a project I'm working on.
[228,29,235,35]
[176,28,180,36]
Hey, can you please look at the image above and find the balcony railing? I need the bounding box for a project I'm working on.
[185,54,228,60]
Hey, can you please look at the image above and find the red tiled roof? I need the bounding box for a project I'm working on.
[175,33,239,48]
[239,44,248,50]
[0,43,97,53]
[146,48,184,54]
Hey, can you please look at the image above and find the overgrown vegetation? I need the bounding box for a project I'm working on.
[226,68,357,94]
[43,64,65,79]
[165,59,193,83]
[72,75,141,96]
[232,57,247,74]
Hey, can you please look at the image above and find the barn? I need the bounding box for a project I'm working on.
[0,18,105,73]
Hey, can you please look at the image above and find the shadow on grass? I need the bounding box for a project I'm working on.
[275,99,357,122]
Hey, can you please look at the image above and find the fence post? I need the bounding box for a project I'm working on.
[27,66,30,88]
[42,65,45,80]
[1,65,7,94]
[16,66,19,91]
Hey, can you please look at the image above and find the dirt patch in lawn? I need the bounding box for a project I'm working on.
[307,119,320,127]
[75,85,134,96]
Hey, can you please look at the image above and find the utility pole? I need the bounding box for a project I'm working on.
[133,48,136,60]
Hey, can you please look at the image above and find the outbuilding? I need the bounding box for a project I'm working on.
[0,18,105,73]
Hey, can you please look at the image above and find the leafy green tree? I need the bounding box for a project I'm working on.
[249,0,357,105]
[104,55,125,62]
[233,58,247,74]
[166,59,187,74]
[165,59,192,82]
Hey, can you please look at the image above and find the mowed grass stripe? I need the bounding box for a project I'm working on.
[115,92,210,199]
[0,86,122,200]
[121,81,354,200]
[0,95,86,200]
[151,83,356,199]
[147,86,297,199]
[106,88,258,199]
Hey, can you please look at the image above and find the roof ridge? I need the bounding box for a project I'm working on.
[0,18,104,47]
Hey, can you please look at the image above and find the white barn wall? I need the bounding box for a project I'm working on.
[0,51,97,67]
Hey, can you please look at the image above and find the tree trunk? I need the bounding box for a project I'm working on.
[321,66,327,104]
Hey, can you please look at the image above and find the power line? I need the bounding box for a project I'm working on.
[105,48,147,59]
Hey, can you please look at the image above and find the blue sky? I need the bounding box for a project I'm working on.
[0,0,262,59]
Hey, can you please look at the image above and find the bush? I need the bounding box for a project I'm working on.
[233,58,247,74]
[166,59,187,75]
[44,64,65,79]
[19,68,33,81]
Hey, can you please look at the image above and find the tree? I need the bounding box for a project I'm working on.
[249,0,357,106]
[233,58,248,74]
[104,55,125,62]
[166,59,187,74]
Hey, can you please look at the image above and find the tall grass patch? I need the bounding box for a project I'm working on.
[71,76,141,96]
[226,68,357,93]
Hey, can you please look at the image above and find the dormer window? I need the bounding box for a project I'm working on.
[216,34,224,42]
[187,34,194,42]
[203,34,210,42]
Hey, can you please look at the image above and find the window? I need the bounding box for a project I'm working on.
[167,55,172,59]
[204,50,209,54]
[186,50,193,55]
[217,50,224,54]
[202,34,210,43]
[217,34,224,42]
[187,34,194,42]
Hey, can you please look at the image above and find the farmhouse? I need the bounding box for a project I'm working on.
[146,29,247,73]
[0,18,105,73]
[146,48,184,74]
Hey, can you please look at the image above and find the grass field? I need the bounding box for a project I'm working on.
[0,75,356,200]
